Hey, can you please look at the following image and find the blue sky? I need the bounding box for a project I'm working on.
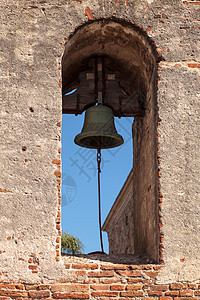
[61,113,133,254]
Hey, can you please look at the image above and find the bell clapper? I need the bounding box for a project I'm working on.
[97,146,104,253]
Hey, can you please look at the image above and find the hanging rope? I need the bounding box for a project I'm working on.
[97,146,104,253]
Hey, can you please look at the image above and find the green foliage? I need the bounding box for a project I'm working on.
[61,231,84,255]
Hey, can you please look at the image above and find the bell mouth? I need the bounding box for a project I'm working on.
[74,134,124,149]
[74,104,124,149]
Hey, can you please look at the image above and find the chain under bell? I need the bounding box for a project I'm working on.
[74,104,124,149]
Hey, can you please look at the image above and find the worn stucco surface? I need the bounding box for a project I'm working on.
[0,0,199,282]
[157,65,200,282]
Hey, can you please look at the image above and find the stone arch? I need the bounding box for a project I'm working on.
[62,19,159,261]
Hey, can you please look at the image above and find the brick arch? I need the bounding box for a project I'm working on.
[62,19,157,115]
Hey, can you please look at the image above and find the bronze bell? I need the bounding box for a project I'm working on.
[74,104,124,149]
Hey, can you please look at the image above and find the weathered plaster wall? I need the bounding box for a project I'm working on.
[0,0,65,282]
[157,62,200,282]
[0,0,199,284]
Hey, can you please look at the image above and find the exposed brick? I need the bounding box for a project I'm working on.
[173,298,199,300]
[85,7,94,20]
[144,271,159,277]
[97,298,114,300]
[55,217,61,223]
[110,285,125,291]
[160,236,164,244]
[120,290,144,297]
[51,284,89,292]
[143,298,158,300]
[25,285,38,290]
[100,278,122,284]
[91,291,118,297]
[174,64,182,68]
[126,284,142,290]
[52,159,61,165]
[150,284,169,291]
[64,264,70,269]
[187,63,200,68]
[57,185,61,192]
[188,283,197,289]
[54,170,61,177]
[0,189,12,193]
[194,290,200,295]
[28,264,38,270]
[127,278,146,284]
[0,285,24,290]
[183,1,200,5]
[100,264,126,270]
[166,290,179,296]
[146,26,153,32]
[88,271,114,277]
[56,224,61,230]
[170,283,187,289]
[90,285,110,290]
[116,270,141,277]
[97,298,115,300]
[148,290,163,296]
[128,265,153,270]
[179,289,193,296]
[57,178,61,184]
[72,263,98,270]
[38,285,50,290]
[0,291,28,297]
[53,292,89,299]
[28,290,50,298]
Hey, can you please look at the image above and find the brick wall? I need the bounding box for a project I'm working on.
[0,262,199,299]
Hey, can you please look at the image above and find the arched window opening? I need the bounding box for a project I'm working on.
[61,19,158,262]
